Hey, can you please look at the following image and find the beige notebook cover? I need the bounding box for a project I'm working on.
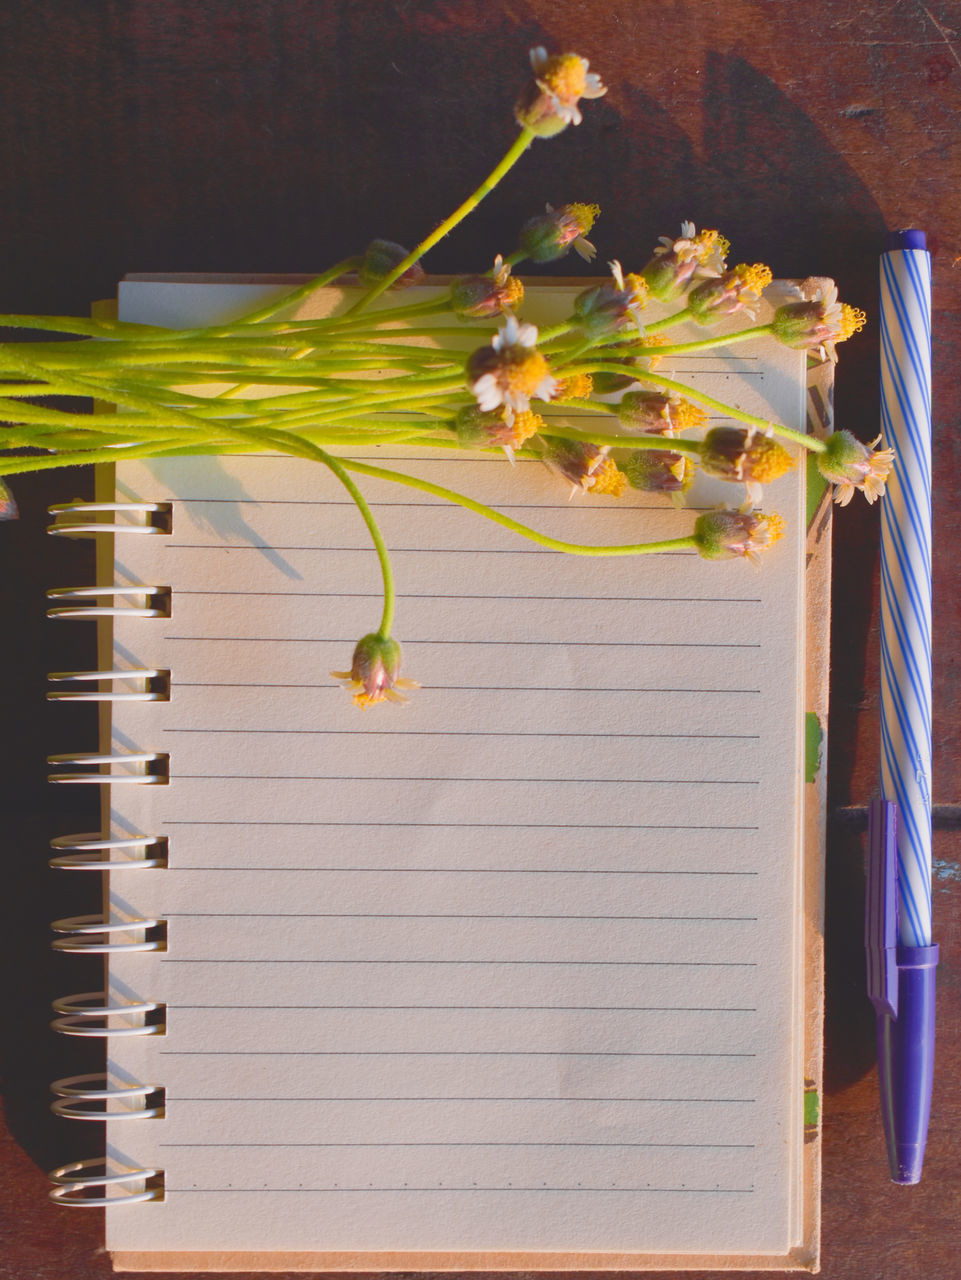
[56,279,829,1270]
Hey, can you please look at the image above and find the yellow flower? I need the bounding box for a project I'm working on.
[642,222,729,301]
[771,282,867,363]
[542,438,625,498]
[816,430,894,505]
[515,48,607,137]
[467,316,558,418]
[699,425,794,506]
[694,509,785,566]
[517,202,600,263]
[455,405,544,459]
[616,390,707,436]
[331,633,419,709]
[574,260,649,335]
[450,255,524,319]
[688,263,772,322]
[552,373,594,402]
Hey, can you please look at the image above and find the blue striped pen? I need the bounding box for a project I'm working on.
[868,229,937,1184]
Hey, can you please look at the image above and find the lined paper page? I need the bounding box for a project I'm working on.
[103,282,806,1260]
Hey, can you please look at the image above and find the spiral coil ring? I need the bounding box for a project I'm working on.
[46,584,171,620]
[48,1158,164,1206]
[51,915,166,955]
[47,669,170,703]
[50,1074,166,1121]
[48,500,173,537]
[48,500,170,1203]
[50,992,166,1038]
[49,833,169,871]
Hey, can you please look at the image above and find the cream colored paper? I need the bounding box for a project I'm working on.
[101,281,809,1265]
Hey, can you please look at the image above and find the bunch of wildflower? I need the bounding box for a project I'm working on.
[770,281,867,362]
[514,47,607,136]
[816,430,894,505]
[687,263,773,323]
[517,203,600,263]
[641,222,729,302]
[573,261,648,336]
[450,256,524,319]
[541,438,626,498]
[467,316,557,418]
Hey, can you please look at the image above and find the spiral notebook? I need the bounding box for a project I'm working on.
[47,278,831,1271]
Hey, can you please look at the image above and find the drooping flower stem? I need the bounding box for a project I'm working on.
[228,257,364,326]
[347,128,537,315]
[642,306,693,333]
[627,324,775,358]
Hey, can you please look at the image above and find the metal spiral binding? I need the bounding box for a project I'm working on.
[48,1159,165,1207]
[47,500,171,1206]
[51,992,166,1038]
[50,1075,166,1121]
[47,669,170,703]
[47,500,173,537]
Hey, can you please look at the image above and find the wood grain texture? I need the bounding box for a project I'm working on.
[2,2,960,1277]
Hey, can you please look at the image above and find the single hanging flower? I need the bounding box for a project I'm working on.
[770,281,867,363]
[357,239,426,289]
[574,260,649,336]
[331,633,419,709]
[641,222,729,302]
[450,255,524,319]
[694,509,786,566]
[816,429,894,505]
[467,315,558,418]
[514,47,607,137]
[687,263,773,323]
[516,202,600,263]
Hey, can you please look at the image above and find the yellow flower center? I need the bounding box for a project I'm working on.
[735,263,773,295]
[504,349,552,396]
[588,458,626,497]
[510,410,545,447]
[501,276,525,310]
[567,202,601,233]
[695,229,729,261]
[838,304,867,341]
[757,512,786,546]
[554,373,594,401]
[748,436,794,483]
[673,399,707,430]
[541,54,588,102]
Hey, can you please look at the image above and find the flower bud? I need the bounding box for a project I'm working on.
[541,438,625,497]
[699,426,794,485]
[358,240,426,289]
[687,263,772,323]
[641,223,729,302]
[454,405,543,453]
[620,449,694,495]
[770,283,866,362]
[450,256,523,319]
[574,261,648,336]
[616,391,706,436]
[517,203,600,263]
[694,509,785,565]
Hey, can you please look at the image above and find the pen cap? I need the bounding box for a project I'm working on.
[876,944,938,1184]
[885,229,927,253]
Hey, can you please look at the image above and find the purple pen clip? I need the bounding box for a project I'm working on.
[866,798,899,1017]
[866,798,939,1184]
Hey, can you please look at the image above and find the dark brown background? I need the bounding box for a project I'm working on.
[2,2,960,1277]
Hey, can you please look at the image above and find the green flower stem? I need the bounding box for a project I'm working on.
[536,321,578,346]
[336,456,700,558]
[0,314,172,339]
[0,438,198,475]
[625,323,775,358]
[631,369,825,452]
[347,127,537,314]
[225,257,363,327]
[643,306,693,333]
[562,362,826,453]
[536,424,702,452]
[304,295,454,334]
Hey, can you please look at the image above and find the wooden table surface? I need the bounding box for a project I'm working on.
[2,3,960,1277]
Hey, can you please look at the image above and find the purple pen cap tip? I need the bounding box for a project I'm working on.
[886,229,927,252]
